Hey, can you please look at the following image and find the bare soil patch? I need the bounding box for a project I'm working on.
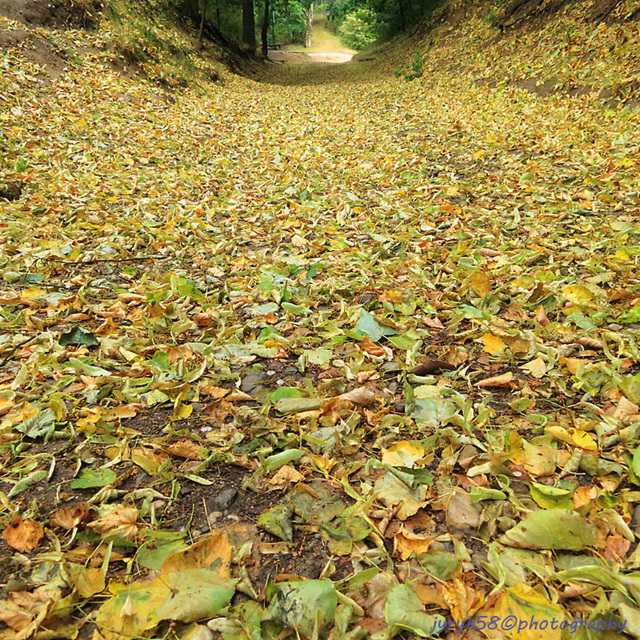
[0,0,97,29]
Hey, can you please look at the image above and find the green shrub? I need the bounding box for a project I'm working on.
[339,9,377,50]
[395,51,424,81]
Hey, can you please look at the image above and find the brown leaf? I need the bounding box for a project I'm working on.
[88,507,139,541]
[534,305,550,327]
[339,387,376,406]
[476,372,514,388]
[50,502,90,530]
[409,360,456,376]
[361,336,386,358]
[199,385,230,400]
[446,490,481,530]
[193,312,214,327]
[393,525,433,560]
[164,439,203,460]
[269,464,304,489]
[161,531,232,577]
[611,396,640,425]
[575,336,603,349]
[2,517,44,553]
[603,534,631,563]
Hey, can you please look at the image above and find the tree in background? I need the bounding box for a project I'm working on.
[179,0,439,55]
[301,2,313,47]
[261,0,270,54]
[243,0,256,51]
[339,8,376,49]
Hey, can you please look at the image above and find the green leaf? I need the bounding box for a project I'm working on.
[59,327,99,347]
[267,579,337,638]
[258,503,294,541]
[281,302,311,315]
[156,569,236,622]
[69,357,112,377]
[8,469,47,498]
[622,374,640,404]
[500,509,595,550]
[529,482,573,509]
[274,397,322,414]
[469,486,507,503]
[15,408,56,440]
[355,309,396,342]
[71,468,117,489]
[385,584,445,637]
[146,351,171,370]
[264,449,302,472]
[270,387,303,403]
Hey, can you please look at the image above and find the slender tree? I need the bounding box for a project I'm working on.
[397,0,406,31]
[243,0,256,52]
[302,2,313,47]
[198,0,208,49]
[261,0,270,56]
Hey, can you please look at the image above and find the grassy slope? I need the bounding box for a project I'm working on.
[0,1,640,638]
[378,0,640,100]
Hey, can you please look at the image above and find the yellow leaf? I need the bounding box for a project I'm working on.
[76,410,100,429]
[174,402,193,419]
[131,446,167,476]
[545,425,597,451]
[21,288,46,300]
[68,565,106,598]
[483,584,565,640]
[162,531,232,577]
[0,398,15,417]
[472,149,485,160]
[563,285,593,305]
[393,526,433,560]
[470,272,491,297]
[382,441,427,468]
[523,442,570,477]
[522,357,547,378]
[560,357,586,375]
[482,333,506,354]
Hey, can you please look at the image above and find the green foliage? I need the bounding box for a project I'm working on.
[395,50,424,81]
[273,1,306,44]
[338,8,377,50]
[485,9,501,28]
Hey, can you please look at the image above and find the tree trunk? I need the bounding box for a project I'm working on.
[183,0,199,20]
[261,0,270,56]
[242,0,256,52]
[397,0,406,31]
[302,3,313,48]
[198,0,208,49]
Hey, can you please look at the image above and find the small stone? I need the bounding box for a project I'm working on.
[206,511,222,528]
[206,488,238,511]
[240,373,268,392]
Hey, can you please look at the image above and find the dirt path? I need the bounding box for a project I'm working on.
[269,15,356,64]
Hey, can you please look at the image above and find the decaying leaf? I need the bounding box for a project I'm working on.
[2,518,43,553]
[88,507,139,541]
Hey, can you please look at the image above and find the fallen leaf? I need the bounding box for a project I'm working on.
[2,518,43,553]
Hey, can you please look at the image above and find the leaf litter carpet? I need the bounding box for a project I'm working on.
[1,28,640,640]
